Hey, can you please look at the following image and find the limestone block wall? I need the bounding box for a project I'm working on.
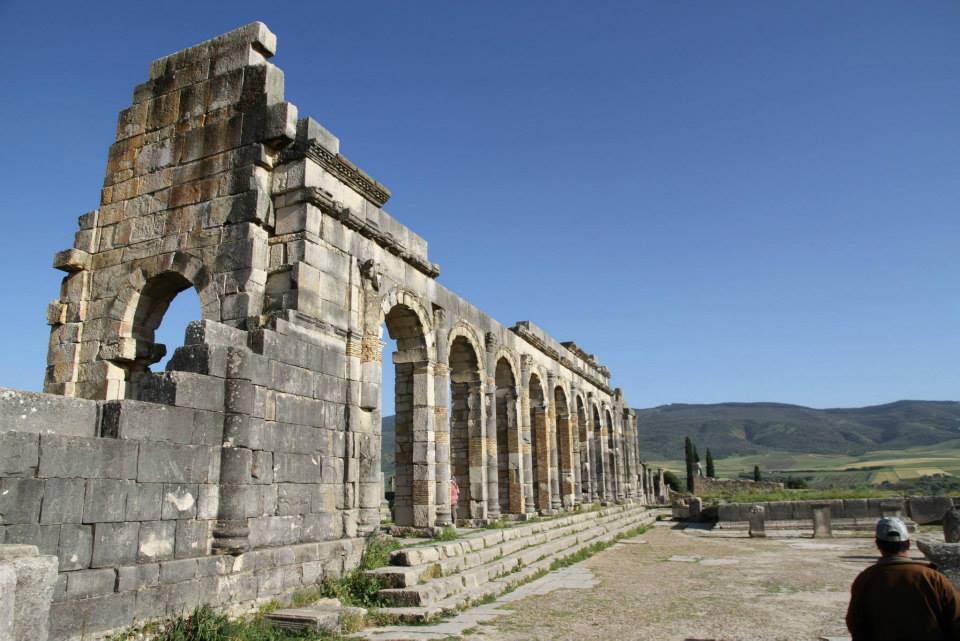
[691,476,784,495]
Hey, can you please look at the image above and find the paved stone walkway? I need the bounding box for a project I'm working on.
[357,522,912,641]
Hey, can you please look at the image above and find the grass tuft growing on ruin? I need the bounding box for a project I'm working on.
[124,606,348,641]
[433,525,461,541]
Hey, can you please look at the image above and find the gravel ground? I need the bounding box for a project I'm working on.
[465,523,899,641]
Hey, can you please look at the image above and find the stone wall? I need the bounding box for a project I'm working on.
[0,22,656,641]
[715,496,958,525]
[691,476,784,494]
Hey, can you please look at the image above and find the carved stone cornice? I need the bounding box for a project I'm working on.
[511,324,612,395]
[280,186,440,279]
[281,140,392,207]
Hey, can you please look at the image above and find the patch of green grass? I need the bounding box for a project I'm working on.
[433,525,461,541]
[310,533,401,609]
[484,519,508,529]
[360,534,401,570]
[136,606,348,641]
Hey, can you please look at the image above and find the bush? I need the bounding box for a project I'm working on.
[663,470,682,492]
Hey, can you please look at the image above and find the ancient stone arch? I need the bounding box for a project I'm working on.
[20,24,649,638]
[553,384,576,508]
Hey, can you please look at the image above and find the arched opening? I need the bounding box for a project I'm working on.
[605,409,617,500]
[383,304,429,527]
[529,374,549,511]
[576,396,590,503]
[449,335,482,522]
[553,386,573,509]
[152,285,203,373]
[129,272,195,376]
[592,404,605,501]
[495,358,518,515]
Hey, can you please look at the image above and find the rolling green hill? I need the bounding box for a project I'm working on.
[635,400,960,460]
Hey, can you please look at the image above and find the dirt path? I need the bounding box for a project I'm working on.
[363,522,931,641]
[469,523,886,641]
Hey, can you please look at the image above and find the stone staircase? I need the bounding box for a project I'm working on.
[366,503,654,621]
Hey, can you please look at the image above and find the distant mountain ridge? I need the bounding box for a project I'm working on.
[635,400,960,459]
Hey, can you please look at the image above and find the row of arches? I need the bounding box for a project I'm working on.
[379,298,640,527]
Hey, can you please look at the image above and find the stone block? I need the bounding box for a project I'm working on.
[175,519,209,558]
[0,388,97,437]
[118,563,160,592]
[38,434,138,479]
[134,371,225,412]
[126,483,164,521]
[59,524,93,570]
[908,496,955,525]
[4,524,60,556]
[80,592,136,638]
[277,483,312,516]
[197,484,219,519]
[101,399,197,444]
[0,431,39,476]
[67,567,117,598]
[3,548,59,641]
[842,498,869,519]
[0,564,14,641]
[249,515,302,548]
[92,522,139,568]
[83,479,131,523]
[167,343,230,378]
[274,452,322,483]
[162,484,200,519]
[160,557,199,584]
[138,442,218,483]
[138,520,176,562]
[184,319,250,348]
[40,478,85,524]
[0,478,43,525]
[302,512,341,542]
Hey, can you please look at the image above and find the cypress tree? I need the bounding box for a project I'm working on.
[693,444,700,463]
[706,449,715,478]
[684,436,694,492]
[753,464,761,482]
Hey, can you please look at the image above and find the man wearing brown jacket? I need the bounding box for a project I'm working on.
[847,517,960,640]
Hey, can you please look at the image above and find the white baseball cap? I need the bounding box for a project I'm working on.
[876,517,910,542]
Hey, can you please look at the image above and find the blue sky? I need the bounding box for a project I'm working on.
[0,1,957,409]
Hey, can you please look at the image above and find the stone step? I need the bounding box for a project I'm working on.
[388,503,637,567]
[375,506,651,607]
[367,505,641,589]
[374,507,656,621]
[266,598,367,634]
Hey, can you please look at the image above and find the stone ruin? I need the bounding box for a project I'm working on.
[0,22,657,640]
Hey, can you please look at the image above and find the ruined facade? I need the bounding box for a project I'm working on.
[0,23,653,639]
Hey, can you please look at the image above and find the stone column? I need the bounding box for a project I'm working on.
[547,376,562,512]
[213,341,256,555]
[571,399,582,507]
[812,503,833,538]
[748,505,767,537]
[410,362,437,527]
[467,379,488,521]
[507,385,525,514]
[484,333,500,520]
[520,356,537,515]
[433,362,451,526]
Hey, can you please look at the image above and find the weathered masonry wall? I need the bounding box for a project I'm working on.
[0,22,651,640]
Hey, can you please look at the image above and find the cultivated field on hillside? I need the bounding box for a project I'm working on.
[647,439,960,490]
